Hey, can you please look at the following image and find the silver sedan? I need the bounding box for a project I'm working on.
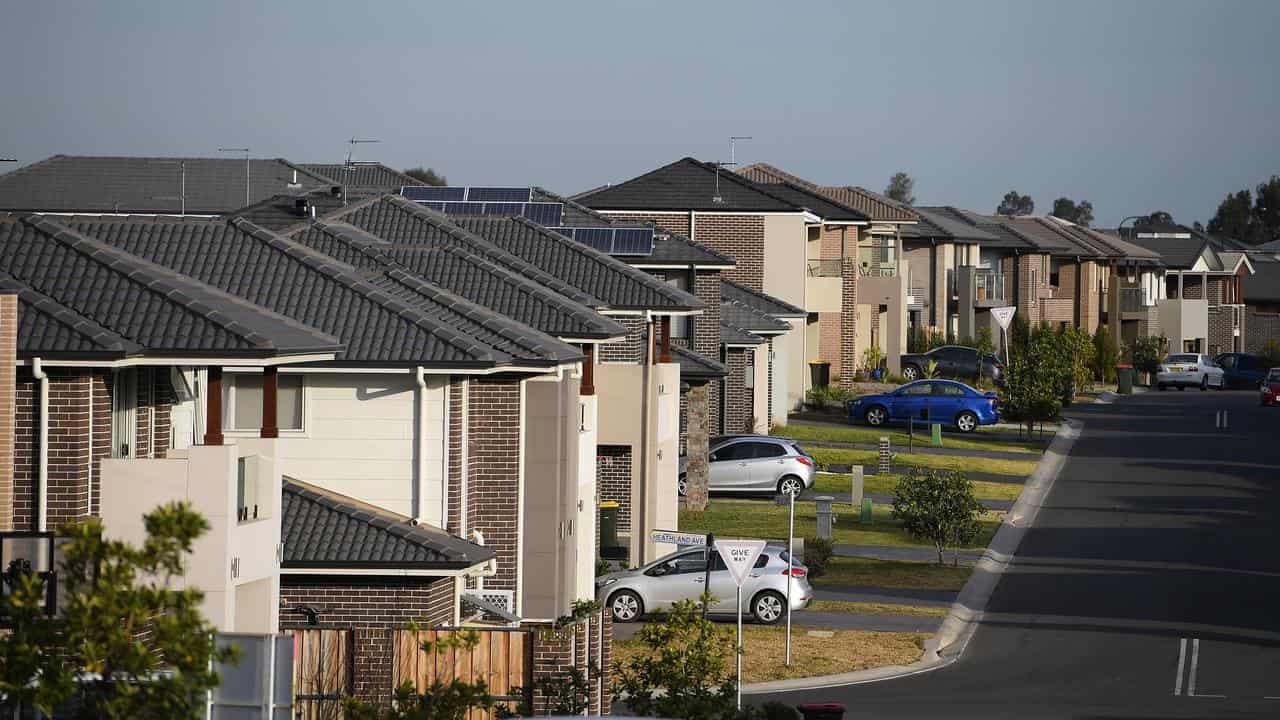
[596,544,812,625]
[678,435,817,497]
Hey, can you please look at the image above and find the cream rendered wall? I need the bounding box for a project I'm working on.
[576,393,598,601]
[762,215,810,414]
[751,344,770,434]
[646,362,681,561]
[770,318,803,425]
[259,372,448,525]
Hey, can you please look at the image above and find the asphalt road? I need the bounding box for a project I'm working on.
[753,389,1280,718]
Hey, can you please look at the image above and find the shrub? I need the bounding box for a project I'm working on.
[861,345,886,373]
[802,536,834,579]
[976,326,996,358]
[1092,325,1120,383]
[1002,326,1069,434]
[891,468,983,566]
[1131,335,1167,376]
[1261,338,1280,369]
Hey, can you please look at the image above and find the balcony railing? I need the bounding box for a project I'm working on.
[806,259,842,277]
[974,270,1006,303]
[857,246,898,277]
[1119,287,1149,313]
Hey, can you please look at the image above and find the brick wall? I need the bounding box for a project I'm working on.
[692,271,722,433]
[280,576,454,706]
[819,312,842,377]
[1208,305,1243,355]
[599,317,647,364]
[0,295,14,531]
[722,347,752,434]
[530,609,613,715]
[691,215,766,290]
[596,445,631,532]
[467,378,522,594]
[819,226,846,260]
[1078,261,1102,335]
[1246,309,1280,352]
[839,258,858,389]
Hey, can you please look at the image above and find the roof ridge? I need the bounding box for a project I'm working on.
[301,161,427,188]
[0,154,66,184]
[720,277,807,315]
[685,158,806,209]
[228,217,508,364]
[22,215,314,351]
[274,159,339,188]
[735,162,820,189]
[506,216,704,310]
[0,271,140,355]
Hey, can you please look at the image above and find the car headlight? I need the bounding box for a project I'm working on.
[597,577,618,587]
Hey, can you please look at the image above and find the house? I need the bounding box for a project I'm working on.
[1243,258,1280,351]
[1122,221,1254,355]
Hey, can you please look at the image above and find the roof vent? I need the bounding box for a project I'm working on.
[293,197,309,217]
[330,185,342,198]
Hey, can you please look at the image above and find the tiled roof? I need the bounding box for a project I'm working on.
[642,232,737,267]
[0,155,335,214]
[281,478,494,570]
[0,215,342,359]
[289,221,625,340]
[299,163,426,194]
[61,215,578,367]
[751,182,869,222]
[902,207,1002,243]
[720,279,806,318]
[0,273,141,358]
[720,299,790,334]
[671,345,728,380]
[1245,259,1280,303]
[736,162,819,189]
[225,188,348,231]
[815,186,919,223]
[721,321,764,346]
[531,187,615,227]
[1117,233,1208,270]
[1050,221,1163,263]
[1001,217,1109,258]
[1256,238,1280,252]
[576,157,800,212]
[322,196,602,307]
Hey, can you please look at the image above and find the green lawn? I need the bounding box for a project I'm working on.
[814,556,973,590]
[808,447,1038,478]
[775,422,1044,455]
[812,472,1023,502]
[679,499,1002,550]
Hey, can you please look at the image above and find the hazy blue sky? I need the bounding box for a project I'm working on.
[3,0,1278,226]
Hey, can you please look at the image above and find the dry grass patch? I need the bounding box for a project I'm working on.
[814,557,973,590]
[806,600,949,618]
[613,626,927,684]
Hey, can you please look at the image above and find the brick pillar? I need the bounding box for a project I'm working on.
[839,257,858,389]
[0,294,15,531]
[683,383,710,511]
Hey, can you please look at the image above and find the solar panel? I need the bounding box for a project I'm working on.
[467,187,532,203]
[483,203,527,216]
[572,228,615,253]
[522,203,563,226]
[612,228,656,255]
[402,186,465,202]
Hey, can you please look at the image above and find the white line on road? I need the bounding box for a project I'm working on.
[1188,638,1200,696]
[1174,638,1187,696]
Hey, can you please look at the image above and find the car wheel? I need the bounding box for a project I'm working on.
[777,475,804,497]
[902,365,921,382]
[678,474,688,497]
[752,591,787,625]
[955,411,978,433]
[865,405,888,427]
[609,590,643,623]
[1200,375,1208,391]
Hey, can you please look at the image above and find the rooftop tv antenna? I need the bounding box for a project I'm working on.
[712,160,736,204]
[729,136,752,166]
[342,138,380,202]
[148,159,187,216]
[218,147,251,206]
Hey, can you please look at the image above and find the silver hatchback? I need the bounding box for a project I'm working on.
[678,435,816,497]
[596,544,812,624]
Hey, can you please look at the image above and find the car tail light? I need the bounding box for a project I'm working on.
[783,567,807,577]
[795,456,812,467]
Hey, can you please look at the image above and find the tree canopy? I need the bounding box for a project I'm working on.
[1146,210,1175,225]
[1206,177,1280,246]
[996,190,1034,216]
[403,167,447,186]
[1050,197,1094,227]
[885,172,916,205]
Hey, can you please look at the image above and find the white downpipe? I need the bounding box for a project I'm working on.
[32,358,49,532]
[414,367,428,524]
[440,373,449,529]
[460,379,470,537]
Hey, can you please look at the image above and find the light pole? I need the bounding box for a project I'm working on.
[218,147,251,207]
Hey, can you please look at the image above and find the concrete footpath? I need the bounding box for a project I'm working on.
[742,416,1083,694]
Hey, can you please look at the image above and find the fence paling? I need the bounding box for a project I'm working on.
[393,628,532,719]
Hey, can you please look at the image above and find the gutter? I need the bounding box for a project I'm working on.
[32,358,48,532]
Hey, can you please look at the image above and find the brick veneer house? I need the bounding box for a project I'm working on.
[1243,259,1280,353]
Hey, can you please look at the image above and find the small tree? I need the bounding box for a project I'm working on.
[884,172,916,205]
[996,190,1035,216]
[403,167,448,186]
[1131,335,1167,380]
[891,469,983,566]
[0,502,235,720]
[613,594,738,720]
[344,625,496,720]
[1001,327,1068,436]
[1092,324,1120,383]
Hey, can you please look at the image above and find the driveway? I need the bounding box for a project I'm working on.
[752,389,1280,717]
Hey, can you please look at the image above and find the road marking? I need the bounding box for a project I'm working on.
[1174,638,1187,696]
[1187,638,1200,696]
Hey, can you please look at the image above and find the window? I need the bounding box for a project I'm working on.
[1218,355,1237,370]
[665,275,691,339]
[709,552,770,572]
[711,442,750,462]
[1049,259,1062,288]
[934,383,966,397]
[110,369,137,458]
[747,442,787,459]
[224,373,304,431]
[900,383,934,396]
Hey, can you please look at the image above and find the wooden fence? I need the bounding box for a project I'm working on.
[290,628,353,720]
[392,627,533,718]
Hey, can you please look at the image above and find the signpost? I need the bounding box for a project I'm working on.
[991,305,1017,366]
[786,490,795,668]
[651,529,715,619]
[714,538,768,710]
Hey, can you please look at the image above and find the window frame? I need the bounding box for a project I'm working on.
[222,370,308,436]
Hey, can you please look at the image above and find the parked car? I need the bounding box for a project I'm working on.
[846,379,999,433]
[1215,352,1271,389]
[900,345,1004,384]
[1156,353,1225,391]
[596,544,812,624]
[1261,368,1280,406]
[678,435,815,497]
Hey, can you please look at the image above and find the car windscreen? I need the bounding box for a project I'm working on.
[1166,354,1198,364]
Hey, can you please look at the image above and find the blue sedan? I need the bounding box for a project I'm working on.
[846,380,999,433]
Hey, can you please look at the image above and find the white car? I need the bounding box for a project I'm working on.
[1156,353,1225,391]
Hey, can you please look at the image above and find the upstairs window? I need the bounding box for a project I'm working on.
[224,373,304,432]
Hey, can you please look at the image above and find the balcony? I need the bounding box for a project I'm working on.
[973,270,1006,305]
[806,259,841,277]
[857,246,898,278]
[1119,287,1150,314]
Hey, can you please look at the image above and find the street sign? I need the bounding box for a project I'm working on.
[991,306,1017,330]
[649,529,707,546]
[715,539,768,587]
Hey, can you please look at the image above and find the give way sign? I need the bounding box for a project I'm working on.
[991,306,1017,330]
[715,539,769,587]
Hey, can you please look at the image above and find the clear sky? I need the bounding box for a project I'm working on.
[2,0,1278,227]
